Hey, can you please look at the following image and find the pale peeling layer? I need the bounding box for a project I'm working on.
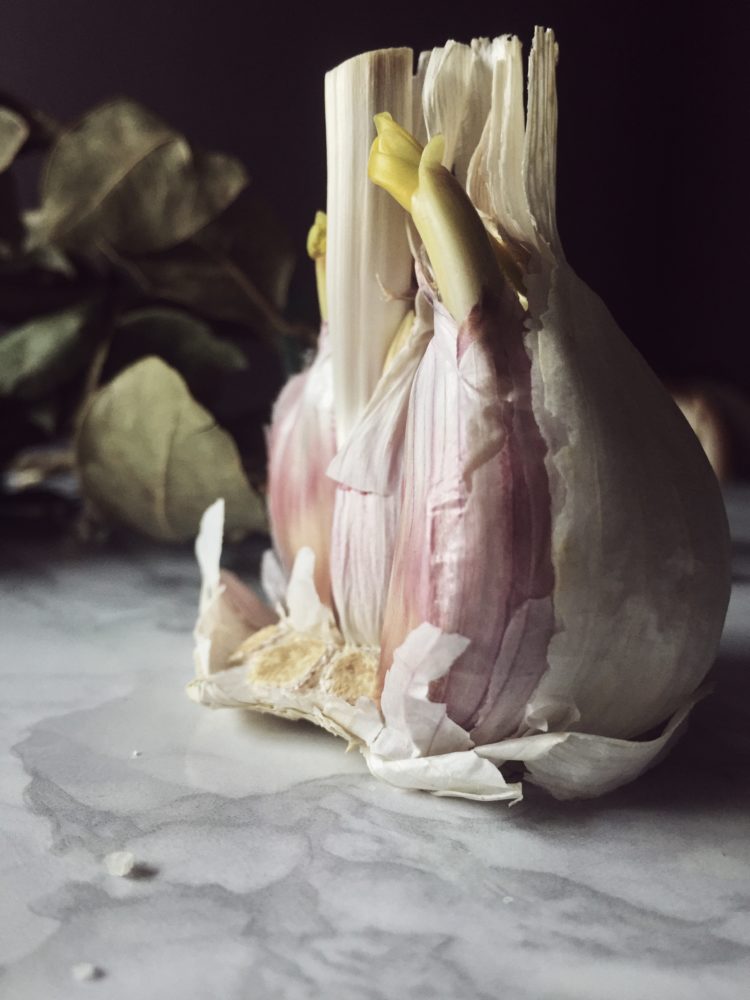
[327,289,433,495]
[466,35,531,251]
[328,297,432,647]
[365,749,523,802]
[366,689,702,802]
[370,622,473,759]
[421,38,500,187]
[330,488,401,647]
[194,500,277,678]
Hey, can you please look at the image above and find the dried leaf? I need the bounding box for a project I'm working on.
[76,356,265,541]
[0,91,59,153]
[104,306,248,386]
[0,399,48,467]
[0,302,95,401]
[36,99,247,254]
[0,249,86,324]
[0,170,23,248]
[127,189,297,338]
[0,107,28,173]
[195,190,295,310]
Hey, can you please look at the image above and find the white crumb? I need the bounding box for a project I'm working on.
[130,750,142,758]
[104,850,135,877]
[71,962,103,981]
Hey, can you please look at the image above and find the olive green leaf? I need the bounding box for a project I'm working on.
[0,107,28,172]
[0,302,96,401]
[128,189,300,339]
[76,356,265,541]
[35,99,248,254]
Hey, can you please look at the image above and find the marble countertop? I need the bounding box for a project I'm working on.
[2,492,750,1000]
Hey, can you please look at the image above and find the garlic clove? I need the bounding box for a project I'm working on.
[265,213,339,608]
[266,323,337,607]
[518,258,730,741]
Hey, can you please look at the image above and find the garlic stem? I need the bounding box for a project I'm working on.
[370,116,504,324]
[324,49,414,447]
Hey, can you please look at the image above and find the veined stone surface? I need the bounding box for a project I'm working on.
[1,491,750,999]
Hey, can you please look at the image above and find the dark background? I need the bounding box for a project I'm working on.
[2,0,748,388]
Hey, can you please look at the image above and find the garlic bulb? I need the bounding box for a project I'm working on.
[189,30,730,802]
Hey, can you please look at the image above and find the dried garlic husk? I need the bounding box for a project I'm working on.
[190,30,730,802]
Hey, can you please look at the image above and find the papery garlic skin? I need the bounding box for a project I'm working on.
[329,488,401,648]
[521,259,730,740]
[328,300,433,648]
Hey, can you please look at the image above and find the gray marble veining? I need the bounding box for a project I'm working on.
[2,495,750,999]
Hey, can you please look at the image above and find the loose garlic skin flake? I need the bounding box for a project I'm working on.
[189,30,730,803]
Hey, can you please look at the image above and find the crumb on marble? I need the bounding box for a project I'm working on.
[104,850,135,877]
[71,963,104,982]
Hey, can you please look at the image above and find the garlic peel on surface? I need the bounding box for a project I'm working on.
[190,30,730,802]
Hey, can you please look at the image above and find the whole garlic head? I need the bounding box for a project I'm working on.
[189,30,730,803]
